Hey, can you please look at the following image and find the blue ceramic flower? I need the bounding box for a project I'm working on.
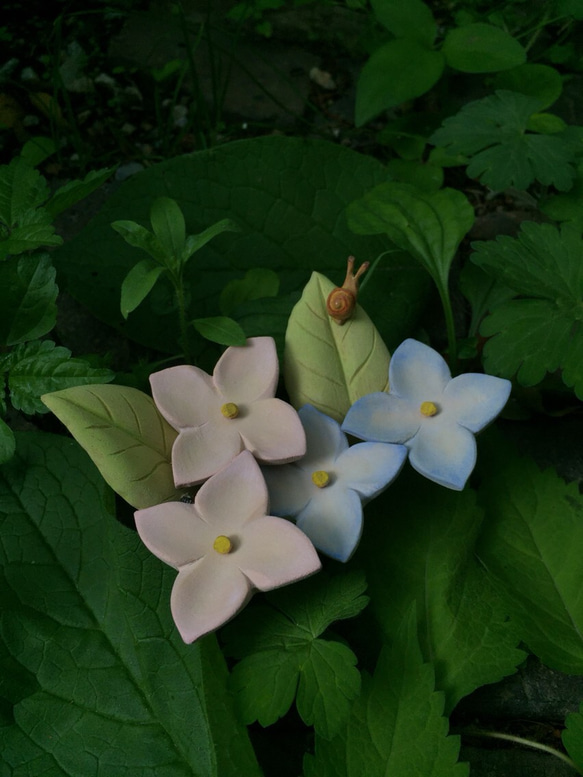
[342,339,511,491]
[262,404,407,562]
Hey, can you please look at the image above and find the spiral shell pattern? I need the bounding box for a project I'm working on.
[326,288,356,323]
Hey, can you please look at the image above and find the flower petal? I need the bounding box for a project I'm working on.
[150,365,218,429]
[213,337,278,403]
[172,424,242,487]
[295,405,347,471]
[134,501,214,569]
[444,373,512,433]
[261,463,311,516]
[389,339,451,401]
[235,515,321,589]
[196,450,269,533]
[334,442,407,500]
[342,392,421,443]
[170,556,252,643]
[296,488,363,562]
[408,419,477,490]
[237,399,306,463]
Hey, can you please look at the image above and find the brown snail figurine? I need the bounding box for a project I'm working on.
[326,256,370,325]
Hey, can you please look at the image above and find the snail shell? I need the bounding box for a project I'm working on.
[326,256,370,325]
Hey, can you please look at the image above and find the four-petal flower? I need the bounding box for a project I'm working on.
[150,337,306,487]
[262,405,407,562]
[342,338,511,491]
[134,450,321,643]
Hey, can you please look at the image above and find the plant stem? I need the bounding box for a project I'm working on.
[358,249,400,295]
[467,729,583,774]
[172,273,194,364]
[437,281,458,372]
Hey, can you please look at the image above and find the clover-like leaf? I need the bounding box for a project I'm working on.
[223,571,368,740]
[41,383,180,508]
[347,182,474,301]
[430,90,577,191]
[0,431,261,776]
[471,221,583,396]
[304,606,469,777]
[284,271,390,422]
[478,436,583,675]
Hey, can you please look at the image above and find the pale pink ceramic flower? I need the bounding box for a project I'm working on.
[150,337,306,487]
[134,451,321,643]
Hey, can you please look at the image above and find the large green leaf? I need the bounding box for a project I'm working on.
[0,252,58,346]
[356,471,525,712]
[442,23,526,73]
[478,436,583,675]
[284,271,390,422]
[370,0,436,46]
[0,431,261,776]
[41,384,180,508]
[304,607,469,777]
[471,221,583,396]
[347,183,474,299]
[52,137,430,356]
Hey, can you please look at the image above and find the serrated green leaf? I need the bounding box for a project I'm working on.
[284,271,390,422]
[5,340,114,415]
[493,64,563,110]
[0,417,15,464]
[471,221,583,395]
[41,384,180,508]
[459,261,515,337]
[220,267,280,316]
[150,196,186,267]
[0,252,57,346]
[347,182,474,298]
[0,431,261,776]
[181,218,240,265]
[442,23,526,73]
[563,703,583,769]
[0,218,62,259]
[356,39,444,126]
[0,158,49,227]
[121,258,165,318]
[192,316,247,346]
[44,167,113,219]
[430,90,576,191]
[356,471,525,712]
[223,571,367,739]
[305,606,469,777]
[478,438,583,674]
[20,136,57,168]
[370,0,436,45]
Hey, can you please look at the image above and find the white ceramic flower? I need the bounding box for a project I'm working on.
[149,337,306,487]
[262,405,407,562]
[342,338,512,491]
[134,450,321,643]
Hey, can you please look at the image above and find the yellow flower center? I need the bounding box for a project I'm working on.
[220,402,239,419]
[420,401,438,417]
[311,470,330,488]
[213,535,233,554]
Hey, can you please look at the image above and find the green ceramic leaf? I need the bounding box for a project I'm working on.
[284,271,390,422]
[41,384,180,508]
[442,23,526,73]
[478,437,583,674]
[305,606,469,777]
[0,431,261,776]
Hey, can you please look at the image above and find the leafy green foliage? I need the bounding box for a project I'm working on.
[478,435,583,674]
[493,64,563,110]
[220,268,279,316]
[0,417,15,464]
[356,471,525,712]
[41,384,180,509]
[0,253,57,346]
[471,221,583,396]
[222,571,368,739]
[0,340,113,414]
[563,703,583,769]
[192,316,247,346]
[442,23,526,73]
[120,258,165,318]
[347,182,474,300]
[44,167,114,219]
[430,90,578,191]
[370,0,436,45]
[54,137,430,355]
[304,607,469,777]
[0,432,261,776]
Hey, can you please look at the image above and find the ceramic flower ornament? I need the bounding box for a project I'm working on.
[342,339,512,491]
[262,404,407,562]
[134,450,321,643]
[149,337,306,487]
